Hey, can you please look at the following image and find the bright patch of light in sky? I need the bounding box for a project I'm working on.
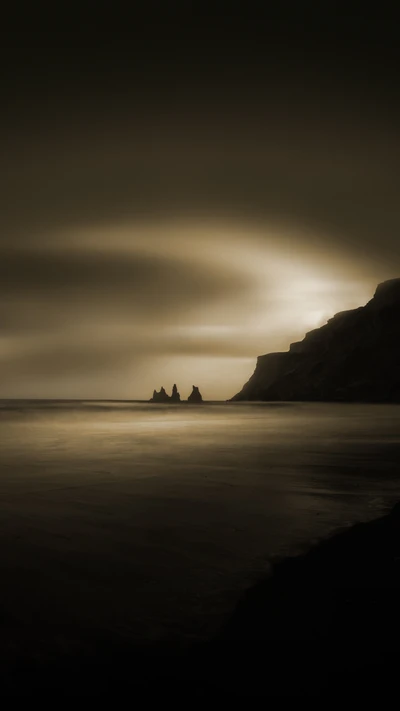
[0,219,381,399]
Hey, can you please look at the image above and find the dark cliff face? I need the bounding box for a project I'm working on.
[231,278,400,403]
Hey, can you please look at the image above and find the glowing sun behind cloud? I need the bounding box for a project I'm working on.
[0,218,379,400]
[304,309,332,329]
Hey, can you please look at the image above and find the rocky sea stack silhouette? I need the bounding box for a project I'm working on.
[187,385,203,403]
[232,278,400,403]
[149,385,203,403]
[170,384,181,403]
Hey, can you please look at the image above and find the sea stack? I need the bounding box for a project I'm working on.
[149,387,170,403]
[149,384,204,403]
[187,385,203,403]
[170,384,181,403]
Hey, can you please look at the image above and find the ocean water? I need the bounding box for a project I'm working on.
[1,400,400,646]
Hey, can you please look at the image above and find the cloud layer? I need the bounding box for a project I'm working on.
[1,17,399,398]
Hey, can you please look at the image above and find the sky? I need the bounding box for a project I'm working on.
[1,4,400,399]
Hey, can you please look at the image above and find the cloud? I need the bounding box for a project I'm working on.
[0,246,250,332]
[1,33,399,398]
[0,241,257,397]
[2,97,399,269]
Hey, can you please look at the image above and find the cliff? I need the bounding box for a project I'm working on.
[231,278,400,402]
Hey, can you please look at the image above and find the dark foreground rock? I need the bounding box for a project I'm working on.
[232,278,400,402]
[3,504,400,698]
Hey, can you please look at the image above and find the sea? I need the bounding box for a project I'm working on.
[1,400,400,648]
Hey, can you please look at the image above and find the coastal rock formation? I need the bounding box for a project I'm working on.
[150,386,171,403]
[187,385,203,403]
[149,384,202,402]
[170,384,181,403]
[231,278,400,402]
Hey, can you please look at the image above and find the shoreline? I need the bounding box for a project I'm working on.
[210,500,400,696]
[2,503,400,697]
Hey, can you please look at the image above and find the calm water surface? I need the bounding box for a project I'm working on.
[1,400,400,644]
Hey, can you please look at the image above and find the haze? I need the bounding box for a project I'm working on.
[1,8,399,399]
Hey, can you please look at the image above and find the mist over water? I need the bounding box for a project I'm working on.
[1,400,400,642]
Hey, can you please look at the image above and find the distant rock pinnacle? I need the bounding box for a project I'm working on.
[187,385,203,403]
[149,384,203,403]
[150,386,170,403]
[170,384,181,403]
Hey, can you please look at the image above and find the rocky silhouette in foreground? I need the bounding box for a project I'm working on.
[232,278,400,402]
[149,384,203,403]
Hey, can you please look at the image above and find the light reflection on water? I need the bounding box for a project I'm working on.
[0,400,400,641]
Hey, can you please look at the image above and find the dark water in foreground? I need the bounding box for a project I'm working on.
[1,400,400,646]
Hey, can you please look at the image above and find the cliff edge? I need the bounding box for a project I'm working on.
[231,278,400,402]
